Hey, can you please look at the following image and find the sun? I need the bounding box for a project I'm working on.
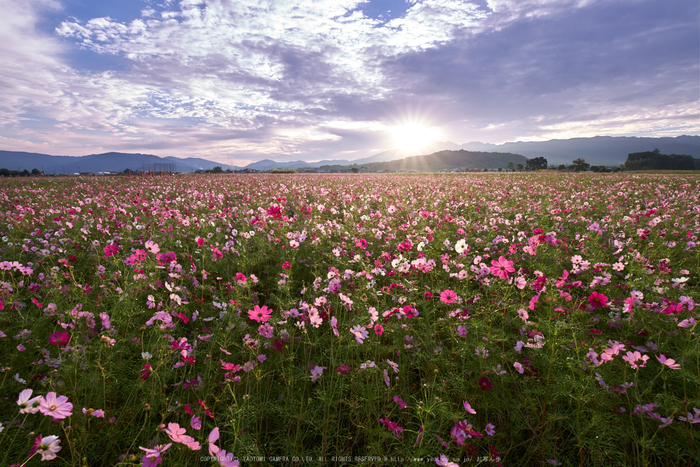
[389,123,441,152]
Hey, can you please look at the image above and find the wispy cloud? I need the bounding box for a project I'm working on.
[0,0,697,162]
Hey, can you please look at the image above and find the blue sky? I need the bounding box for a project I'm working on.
[0,0,697,165]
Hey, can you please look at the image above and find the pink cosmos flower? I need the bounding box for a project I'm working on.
[656,354,681,370]
[588,291,608,308]
[165,422,201,450]
[622,351,649,369]
[440,289,457,304]
[489,256,515,279]
[82,408,105,418]
[165,422,188,443]
[436,455,459,467]
[374,324,384,336]
[282,261,291,270]
[248,305,272,323]
[463,400,476,414]
[39,392,73,421]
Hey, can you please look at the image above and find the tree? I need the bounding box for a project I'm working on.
[351,167,359,173]
[525,157,548,171]
[571,158,590,172]
[516,163,523,172]
[624,150,695,171]
[507,162,514,172]
[558,164,566,171]
[209,166,223,173]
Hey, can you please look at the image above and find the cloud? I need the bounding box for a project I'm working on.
[0,0,697,160]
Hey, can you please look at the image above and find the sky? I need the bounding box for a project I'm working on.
[0,0,698,166]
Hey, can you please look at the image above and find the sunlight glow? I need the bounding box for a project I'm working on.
[389,123,442,152]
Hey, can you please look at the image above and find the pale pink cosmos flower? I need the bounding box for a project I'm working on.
[514,362,524,374]
[217,450,240,467]
[330,316,339,337]
[656,354,681,370]
[165,422,188,443]
[39,392,73,421]
[350,324,368,344]
[489,256,515,279]
[17,388,41,414]
[622,351,649,369]
[166,422,201,450]
[36,435,62,461]
[310,365,326,382]
[191,414,202,430]
[208,427,220,457]
[145,240,160,254]
[517,308,529,321]
[678,318,696,328]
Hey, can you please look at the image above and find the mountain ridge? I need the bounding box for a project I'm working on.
[1,135,697,173]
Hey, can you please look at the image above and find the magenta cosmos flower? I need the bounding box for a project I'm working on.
[39,392,73,421]
[248,305,272,323]
[478,376,493,391]
[103,245,118,257]
[489,256,515,279]
[139,443,172,467]
[49,331,70,347]
[440,289,457,304]
[588,291,608,308]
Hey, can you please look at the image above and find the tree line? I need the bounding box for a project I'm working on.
[0,168,42,177]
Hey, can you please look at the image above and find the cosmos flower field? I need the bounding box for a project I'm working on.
[0,172,698,466]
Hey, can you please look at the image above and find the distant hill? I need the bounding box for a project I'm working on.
[1,136,697,173]
[0,151,237,174]
[359,150,527,172]
[459,135,700,166]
